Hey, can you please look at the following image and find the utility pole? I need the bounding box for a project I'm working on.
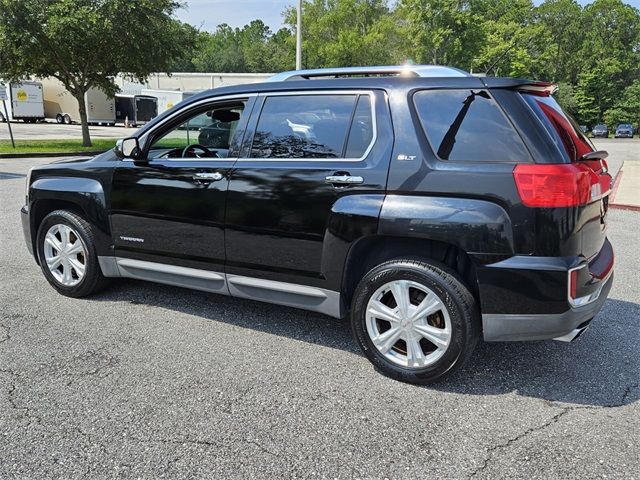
[296,0,302,70]
[0,87,15,148]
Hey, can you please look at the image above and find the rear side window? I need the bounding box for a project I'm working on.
[521,94,594,162]
[250,94,373,159]
[413,89,529,162]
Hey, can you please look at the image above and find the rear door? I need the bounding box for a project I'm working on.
[224,90,393,302]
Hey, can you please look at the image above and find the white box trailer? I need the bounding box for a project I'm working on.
[115,94,157,126]
[140,88,195,116]
[42,78,116,125]
[0,81,45,123]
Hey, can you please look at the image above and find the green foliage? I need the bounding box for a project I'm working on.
[0,0,193,146]
[284,0,396,68]
[0,139,117,154]
[604,80,640,126]
[181,21,295,73]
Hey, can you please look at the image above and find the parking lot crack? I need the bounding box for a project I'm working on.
[469,407,570,478]
[245,439,279,457]
[618,383,638,406]
[1,368,43,427]
[0,324,10,345]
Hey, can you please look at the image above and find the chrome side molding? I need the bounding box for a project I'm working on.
[97,256,343,318]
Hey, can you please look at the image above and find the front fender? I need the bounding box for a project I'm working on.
[378,195,514,255]
[28,177,112,256]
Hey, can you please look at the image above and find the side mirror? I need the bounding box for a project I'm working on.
[115,137,141,159]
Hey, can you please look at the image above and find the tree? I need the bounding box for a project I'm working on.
[535,0,584,83]
[573,0,640,124]
[604,80,640,126]
[395,0,480,67]
[284,0,396,68]
[0,0,193,146]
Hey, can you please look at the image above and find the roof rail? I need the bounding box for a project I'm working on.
[266,65,471,82]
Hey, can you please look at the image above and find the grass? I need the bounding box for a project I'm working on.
[0,138,118,154]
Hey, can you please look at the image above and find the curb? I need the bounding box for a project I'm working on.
[610,203,640,212]
[0,150,106,159]
[609,168,640,212]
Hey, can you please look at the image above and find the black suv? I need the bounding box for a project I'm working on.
[21,66,614,384]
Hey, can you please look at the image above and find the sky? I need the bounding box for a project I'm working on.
[175,0,296,32]
[176,0,640,32]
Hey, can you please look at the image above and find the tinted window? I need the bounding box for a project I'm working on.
[414,89,529,162]
[521,94,593,162]
[251,95,358,159]
[345,95,374,158]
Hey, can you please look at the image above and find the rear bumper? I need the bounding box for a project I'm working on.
[478,239,614,341]
[482,272,613,341]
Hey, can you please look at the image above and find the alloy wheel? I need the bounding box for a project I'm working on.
[365,279,452,368]
[43,224,87,287]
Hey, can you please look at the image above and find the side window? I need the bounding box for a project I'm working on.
[345,95,374,158]
[250,94,372,159]
[149,101,246,159]
[413,89,529,162]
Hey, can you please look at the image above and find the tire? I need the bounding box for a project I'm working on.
[63,114,72,124]
[56,114,64,124]
[0,112,4,122]
[36,210,109,298]
[351,259,480,385]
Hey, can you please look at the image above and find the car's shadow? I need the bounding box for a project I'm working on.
[92,279,639,408]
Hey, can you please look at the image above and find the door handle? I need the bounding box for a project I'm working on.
[325,175,364,186]
[192,172,224,182]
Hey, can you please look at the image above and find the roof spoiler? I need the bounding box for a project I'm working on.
[516,82,558,96]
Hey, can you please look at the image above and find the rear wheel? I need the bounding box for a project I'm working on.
[63,114,72,124]
[56,114,64,124]
[351,259,480,384]
[36,210,109,297]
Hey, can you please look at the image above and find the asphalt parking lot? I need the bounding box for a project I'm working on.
[1,156,638,479]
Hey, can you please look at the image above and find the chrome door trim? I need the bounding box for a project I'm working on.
[236,89,378,163]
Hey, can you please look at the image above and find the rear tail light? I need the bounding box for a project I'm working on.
[513,163,608,208]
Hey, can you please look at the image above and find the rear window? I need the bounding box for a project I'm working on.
[250,94,374,159]
[413,89,529,162]
[521,94,594,162]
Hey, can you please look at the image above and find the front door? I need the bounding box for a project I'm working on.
[110,97,253,287]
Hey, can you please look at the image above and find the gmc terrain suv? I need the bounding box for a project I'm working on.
[21,65,614,384]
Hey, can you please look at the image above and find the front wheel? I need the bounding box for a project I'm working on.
[351,259,480,384]
[36,210,109,297]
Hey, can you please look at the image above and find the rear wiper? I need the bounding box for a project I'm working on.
[437,90,490,160]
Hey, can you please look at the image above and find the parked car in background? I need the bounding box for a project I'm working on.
[591,124,609,138]
[579,125,588,134]
[20,65,614,384]
[614,123,634,138]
